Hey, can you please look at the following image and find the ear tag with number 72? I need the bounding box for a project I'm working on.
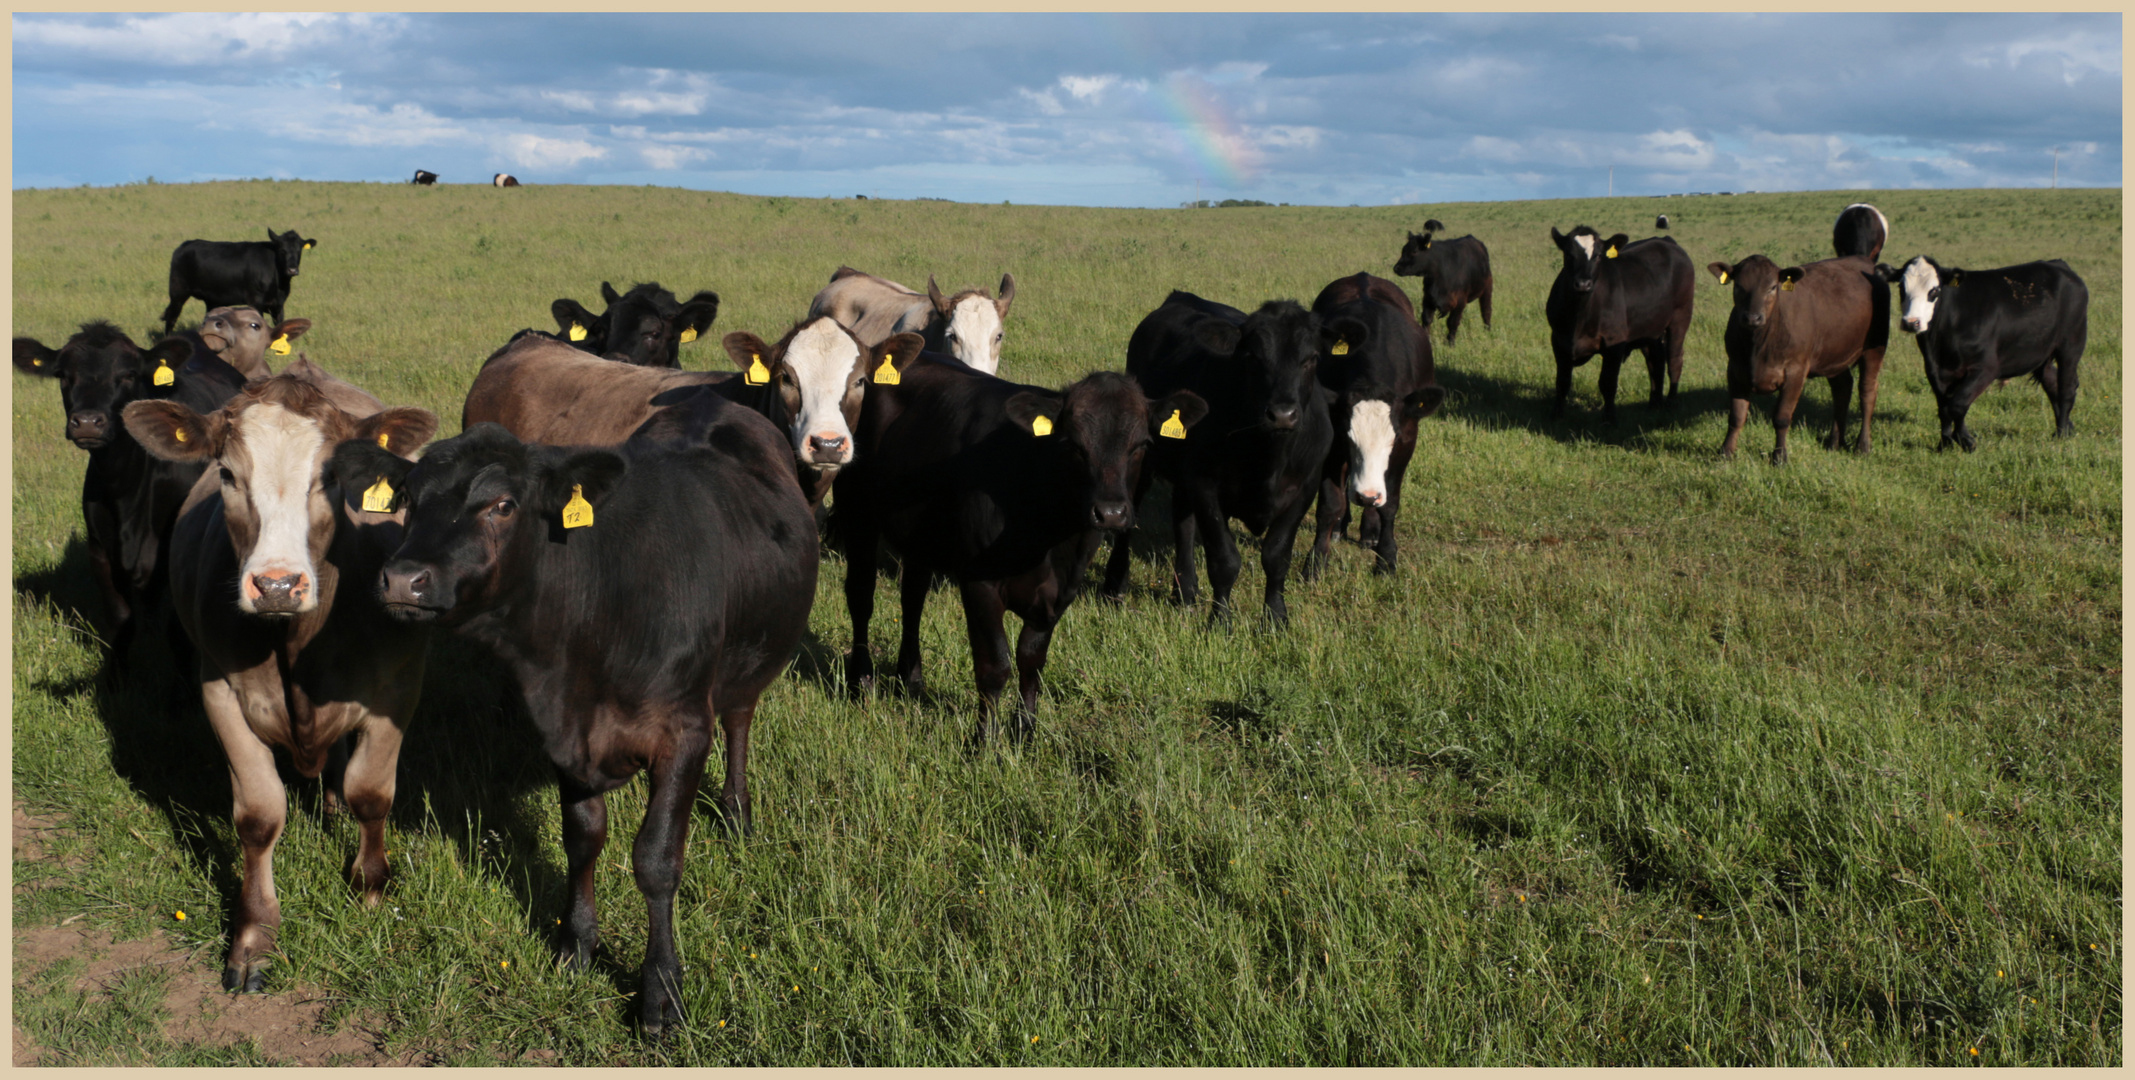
[561,485,594,529]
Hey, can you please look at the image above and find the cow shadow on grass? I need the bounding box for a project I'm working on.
[1434,366,1916,453]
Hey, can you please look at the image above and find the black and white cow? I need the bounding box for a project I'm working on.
[548,282,720,368]
[160,229,316,334]
[494,173,520,187]
[411,170,438,185]
[1888,255,2088,450]
[1832,203,1888,260]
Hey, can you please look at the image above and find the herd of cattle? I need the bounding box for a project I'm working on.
[11,199,2093,1035]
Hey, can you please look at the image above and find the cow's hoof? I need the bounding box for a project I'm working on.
[1768,448,1789,466]
[1370,560,1396,578]
[223,962,268,994]
[1852,440,1872,455]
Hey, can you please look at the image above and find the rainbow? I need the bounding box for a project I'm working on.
[1154,75,1261,191]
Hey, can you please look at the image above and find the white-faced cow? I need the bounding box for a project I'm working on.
[548,281,719,368]
[122,372,438,993]
[807,266,1016,375]
[1392,230,1495,344]
[493,173,520,187]
[161,228,316,334]
[1887,255,2088,450]
[411,169,438,185]
[1708,254,1889,464]
[1833,203,1889,260]
[1545,226,1695,422]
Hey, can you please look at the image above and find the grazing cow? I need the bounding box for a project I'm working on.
[14,321,249,656]
[349,400,818,1037]
[1708,254,1889,464]
[807,267,1016,374]
[835,353,1205,742]
[1832,203,1889,260]
[1545,226,1695,422]
[160,229,316,334]
[463,320,918,503]
[493,173,520,187]
[122,373,437,992]
[1391,230,1495,344]
[194,305,310,381]
[1303,273,1446,576]
[411,169,438,185]
[549,281,720,368]
[1888,255,2087,450]
[1656,214,1670,230]
[1098,291,1335,627]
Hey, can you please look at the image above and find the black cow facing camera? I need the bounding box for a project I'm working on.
[1544,225,1694,422]
[161,228,315,333]
[1888,254,2087,451]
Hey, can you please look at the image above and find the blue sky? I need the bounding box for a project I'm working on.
[12,13,2121,205]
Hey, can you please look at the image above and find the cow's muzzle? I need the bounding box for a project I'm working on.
[1900,318,1922,334]
[378,565,443,622]
[807,434,851,465]
[1351,487,1386,508]
[65,411,112,448]
[1264,404,1300,430]
[1090,500,1133,530]
[246,569,312,614]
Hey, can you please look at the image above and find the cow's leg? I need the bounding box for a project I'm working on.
[1372,422,1420,575]
[1259,491,1314,628]
[714,703,756,836]
[632,715,711,1039]
[1303,455,1346,581]
[81,498,133,659]
[160,293,188,336]
[2041,344,2081,438]
[896,560,932,695]
[1769,366,1809,465]
[1192,490,1243,628]
[1552,338,1576,418]
[1823,368,1854,451]
[1598,349,1626,424]
[1169,482,1206,608]
[203,677,285,993]
[1444,303,1464,346]
[340,715,407,906]
[555,776,608,971]
[840,515,878,694]
[1004,570,1066,745]
[1100,467,1154,600]
[959,582,1014,744]
[1948,361,1999,452]
[1853,349,1885,454]
[1478,283,1493,328]
[1644,345,1670,410]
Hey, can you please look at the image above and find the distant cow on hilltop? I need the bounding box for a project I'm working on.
[411,169,438,185]
[494,173,520,188]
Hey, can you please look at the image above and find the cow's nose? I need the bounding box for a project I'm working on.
[1266,404,1299,429]
[379,566,430,606]
[809,433,846,453]
[66,412,107,433]
[1091,501,1131,529]
[1355,487,1385,508]
[248,570,310,613]
[1901,318,1920,333]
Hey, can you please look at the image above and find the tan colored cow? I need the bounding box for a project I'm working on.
[806,266,1014,374]
[194,305,311,381]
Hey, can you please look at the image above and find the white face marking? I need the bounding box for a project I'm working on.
[781,318,862,463]
[1573,234,1596,261]
[1900,258,1940,333]
[946,295,1004,375]
[1347,400,1395,507]
[231,404,326,613]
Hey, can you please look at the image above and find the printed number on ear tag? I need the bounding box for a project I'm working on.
[1605,245,1619,258]
[746,354,770,385]
[361,477,395,513]
[1331,340,1349,356]
[568,323,588,342]
[1160,409,1188,439]
[679,328,697,344]
[153,362,175,387]
[561,484,594,529]
[1031,415,1053,437]
[269,334,291,355]
[873,354,900,385]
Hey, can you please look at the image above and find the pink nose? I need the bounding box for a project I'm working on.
[1356,488,1384,507]
[246,570,310,611]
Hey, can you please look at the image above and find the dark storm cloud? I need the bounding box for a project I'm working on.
[13,13,2119,204]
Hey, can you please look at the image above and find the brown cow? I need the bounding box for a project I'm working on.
[806,266,1014,374]
[121,371,437,992]
[1709,254,1890,464]
[195,305,310,380]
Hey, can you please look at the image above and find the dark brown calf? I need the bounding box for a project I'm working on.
[1709,254,1890,464]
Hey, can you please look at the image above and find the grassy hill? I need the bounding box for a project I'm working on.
[12,180,2121,1065]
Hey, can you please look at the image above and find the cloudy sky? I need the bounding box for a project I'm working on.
[12,13,2121,206]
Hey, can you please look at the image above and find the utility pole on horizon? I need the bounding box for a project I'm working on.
[1608,166,1613,198]
[2052,147,2060,189]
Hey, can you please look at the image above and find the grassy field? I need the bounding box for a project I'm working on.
[12,180,2121,1065]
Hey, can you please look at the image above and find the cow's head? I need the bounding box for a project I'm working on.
[269,228,314,279]
[125,375,435,616]
[725,319,920,472]
[551,281,718,367]
[14,322,193,450]
[1891,255,1956,335]
[360,423,622,626]
[1193,301,1331,433]
[924,274,1014,374]
[1003,372,1208,530]
[1551,226,1630,294]
[1706,255,1801,331]
[1335,381,1444,509]
[1393,231,1434,277]
[199,305,309,381]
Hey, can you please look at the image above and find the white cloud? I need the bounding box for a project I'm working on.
[13,13,405,64]
[640,144,710,170]
[1059,74,1118,100]
[500,133,609,170]
[1019,87,1065,116]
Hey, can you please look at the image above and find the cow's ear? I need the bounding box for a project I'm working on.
[1550,226,1567,246]
[927,275,951,314]
[13,337,62,377]
[1778,267,1804,291]
[535,448,628,518]
[870,332,927,384]
[1404,385,1447,420]
[551,299,599,342]
[675,291,719,343]
[145,337,194,371]
[300,236,316,251]
[267,228,279,243]
[723,331,772,373]
[1149,390,1209,439]
[1322,317,1370,358]
[1873,263,1895,284]
[1707,262,1733,283]
[1194,320,1241,357]
[600,281,622,306]
[353,407,439,460]
[1605,234,1631,256]
[330,439,414,513]
[995,273,1015,319]
[122,400,218,462]
[1946,268,1963,287]
[1003,390,1064,436]
[274,317,312,344]
[1419,233,1432,249]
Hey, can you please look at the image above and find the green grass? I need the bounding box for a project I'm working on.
[13,180,2121,1066]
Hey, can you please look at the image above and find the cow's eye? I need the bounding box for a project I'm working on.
[218,467,235,484]
[1928,287,1940,301]
[492,499,516,519]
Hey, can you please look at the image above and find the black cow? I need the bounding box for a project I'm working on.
[494,173,520,187]
[1099,291,1335,627]
[1888,255,2088,450]
[1392,230,1494,344]
[550,282,719,368]
[1304,273,1445,577]
[1656,214,1670,230]
[160,229,316,334]
[350,395,818,1038]
[835,353,1205,743]
[1545,226,1695,422]
[1833,203,1888,260]
[411,169,438,185]
[14,321,248,656]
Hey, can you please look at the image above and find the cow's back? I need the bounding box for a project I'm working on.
[463,336,719,445]
[809,271,930,347]
[1769,256,1883,366]
[1126,291,1242,392]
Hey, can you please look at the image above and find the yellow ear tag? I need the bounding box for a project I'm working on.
[303,241,315,250]
[1160,409,1187,439]
[1028,415,1052,437]
[568,323,588,342]
[173,427,188,443]
[1331,340,1349,356]
[561,484,594,529]
[153,361,175,386]
[361,477,395,513]
[873,354,900,385]
[746,354,770,385]
[1718,270,1729,284]
[679,327,697,344]
[269,334,291,355]
[1605,245,1619,258]
[1781,279,1795,292]
[377,431,392,449]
